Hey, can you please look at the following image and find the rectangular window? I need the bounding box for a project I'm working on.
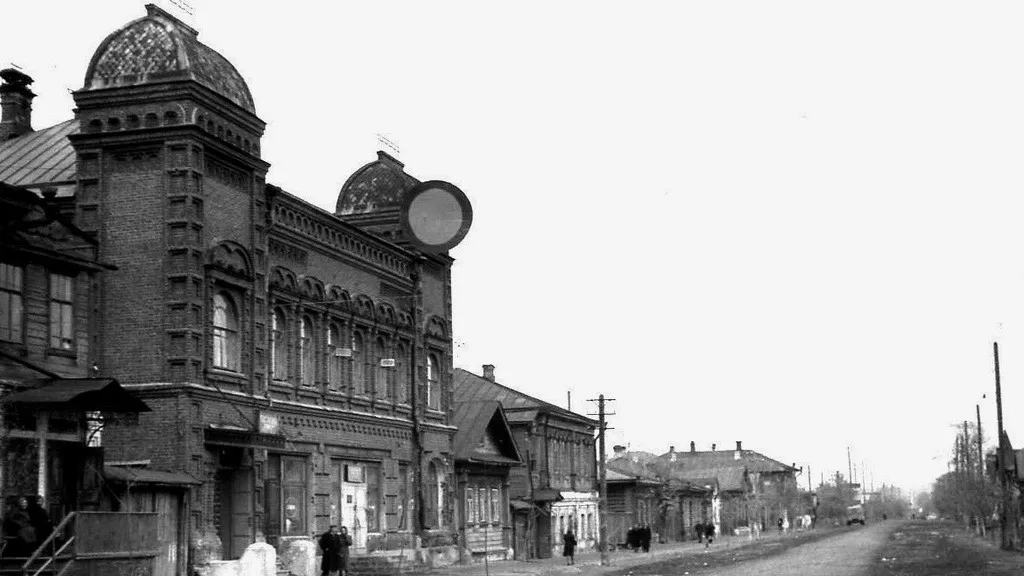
[263,455,307,538]
[398,465,410,530]
[465,487,476,525]
[366,463,382,533]
[478,487,488,523]
[490,487,501,524]
[49,273,74,350]
[0,263,23,343]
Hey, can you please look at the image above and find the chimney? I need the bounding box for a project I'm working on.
[690,441,696,453]
[482,364,495,381]
[0,68,35,141]
[612,445,626,457]
[734,440,743,460]
[711,443,716,452]
[669,445,676,462]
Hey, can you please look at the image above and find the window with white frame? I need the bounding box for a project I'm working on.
[300,316,314,386]
[426,353,440,410]
[374,336,388,399]
[395,342,408,404]
[271,308,288,380]
[490,487,500,524]
[0,263,23,343]
[352,331,365,393]
[327,323,343,389]
[49,273,74,350]
[212,292,241,371]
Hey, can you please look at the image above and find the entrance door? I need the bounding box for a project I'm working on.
[535,512,551,559]
[340,482,367,550]
[154,492,180,576]
[216,468,253,559]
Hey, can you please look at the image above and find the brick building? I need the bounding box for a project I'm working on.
[453,365,598,559]
[0,5,466,573]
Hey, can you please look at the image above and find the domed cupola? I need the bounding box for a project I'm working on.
[82,3,255,114]
[336,151,421,238]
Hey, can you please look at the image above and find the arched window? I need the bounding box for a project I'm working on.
[395,343,408,404]
[327,323,343,389]
[374,337,388,399]
[271,308,288,381]
[426,354,440,410]
[352,331,365,393]
[299,316,314,386]
[212,292,240,371]
[426,461,445,528]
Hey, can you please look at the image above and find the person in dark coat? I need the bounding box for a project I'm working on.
[338,526,352,576]
[703,522,715,550]
[27,497,52,554]
[319,525,343,576]
[641,525,651,552]
[4,497,36,558]
[562,528,577,565]
[694,522,704,543]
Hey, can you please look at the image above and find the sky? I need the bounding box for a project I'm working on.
[5,0,1024,496]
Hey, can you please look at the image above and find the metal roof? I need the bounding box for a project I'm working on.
[0,119,78,188]
[2,378,150,413]
[453,368,598,427]
[451,400,522,465]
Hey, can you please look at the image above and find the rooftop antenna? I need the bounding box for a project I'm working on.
[377,133,401,157]
[8,63,23,70]
[161,0,198,30]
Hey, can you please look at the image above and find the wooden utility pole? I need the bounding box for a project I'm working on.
[976,404,984,481]
[994,342,1011,550]
[588,395,615,566]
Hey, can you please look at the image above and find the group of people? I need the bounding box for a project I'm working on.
[2,496,53,558]
[318,525,352,576]
[694,521,716,550]
[626,524,653,552]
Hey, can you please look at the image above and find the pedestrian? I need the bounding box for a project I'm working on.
[695,522,704,543]
[703,522,715,551]
[777,517,784,533]
[338,526,352,576]
[562,528,577,565]
[641,524,651,552]
[4,496,36,557]
[27,496,52,554]
[319,525,343,576]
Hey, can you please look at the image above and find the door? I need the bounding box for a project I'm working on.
[535,512,551,559]
[341,483,367,551]
[216,469,253,559]
[154,492,180,576]
[230,469,253,558]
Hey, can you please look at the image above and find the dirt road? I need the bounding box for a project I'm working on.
[632,523,898,576]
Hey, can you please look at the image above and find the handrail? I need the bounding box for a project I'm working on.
[26,536,74,576]
[22,511,76,572]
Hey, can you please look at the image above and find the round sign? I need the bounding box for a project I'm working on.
[400,180,473,253]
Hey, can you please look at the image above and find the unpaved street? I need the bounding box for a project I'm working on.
[624,523,898,576]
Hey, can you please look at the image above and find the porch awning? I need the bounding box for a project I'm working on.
[2,378,150,413]
[531,489,563,502]
[104,466,200,487]
[204,426,287,449]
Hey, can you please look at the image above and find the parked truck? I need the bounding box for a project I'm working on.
[846,504,866,526]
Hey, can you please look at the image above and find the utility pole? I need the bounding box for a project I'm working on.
[587,395,615,566]
[976,404,984,481]
[994,342,1011,550]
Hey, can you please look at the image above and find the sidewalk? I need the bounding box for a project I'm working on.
[425,532,789,576]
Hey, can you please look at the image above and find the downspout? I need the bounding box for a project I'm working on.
[410,256,425,537]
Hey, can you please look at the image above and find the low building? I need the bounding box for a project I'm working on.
[453,365,598,559]
[451,400,522,562]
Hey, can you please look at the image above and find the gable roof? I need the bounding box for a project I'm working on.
[655,449,796,475]
[453,368,597,428]
[0,119,78,190]
[451,400,522,465]
[608,451,659,479]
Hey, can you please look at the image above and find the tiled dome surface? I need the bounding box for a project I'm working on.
[83,5,255,114]
[336,152,420,216]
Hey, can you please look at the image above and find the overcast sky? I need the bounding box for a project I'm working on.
[6,1,1024,496]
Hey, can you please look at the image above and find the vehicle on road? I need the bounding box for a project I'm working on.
[846,504,866,526]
